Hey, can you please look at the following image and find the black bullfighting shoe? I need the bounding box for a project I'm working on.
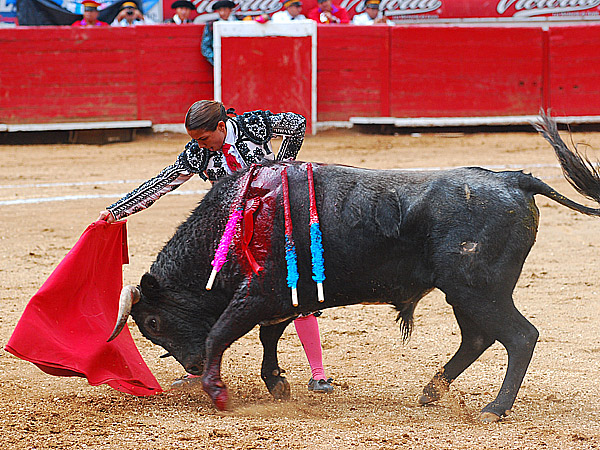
[171,373,202,389]
[308,377,334,393]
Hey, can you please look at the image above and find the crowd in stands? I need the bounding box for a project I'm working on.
[69,0,393,65]
[71,0,394,28]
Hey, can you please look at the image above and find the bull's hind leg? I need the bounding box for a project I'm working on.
[260,320,294,400]
[436,294,538,422]
[475,302,539,422]
[419,307,495,405]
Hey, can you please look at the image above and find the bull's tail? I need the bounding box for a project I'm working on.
[526,113,600,217]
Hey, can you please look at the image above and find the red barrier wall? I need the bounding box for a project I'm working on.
[136,26,213,123]
[317,25,391,121]
[220,35,314,133]
[2,23,600,126]
[0,25,213,125]
[547,26,600,117]
[388,26,545,118]
[315,23,600,122]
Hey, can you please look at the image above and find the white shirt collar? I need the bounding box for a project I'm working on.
[224,119,237,147]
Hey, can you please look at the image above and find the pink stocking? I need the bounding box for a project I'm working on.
[294,314,326,380]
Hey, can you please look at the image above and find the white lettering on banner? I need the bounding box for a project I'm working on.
[497,0,600,17]
[193,0,281,14]
[347,0,441,15]
[341,0,363,13]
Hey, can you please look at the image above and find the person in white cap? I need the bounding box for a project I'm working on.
[111,1,154,26]
[272,0,306,22]
[351,0,393,24]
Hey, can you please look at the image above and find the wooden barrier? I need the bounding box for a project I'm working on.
[0,25,212,125]
[215,21,317,135]
[388,26,545,118]
[547,26,600,117]
[1,23,600,127]
[317,25,391,121]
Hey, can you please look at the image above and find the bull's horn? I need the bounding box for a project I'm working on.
[107,285,140,342]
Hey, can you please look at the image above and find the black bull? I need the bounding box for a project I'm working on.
[109,115,600,421]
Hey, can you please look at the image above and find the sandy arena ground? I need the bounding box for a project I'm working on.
[1,126,599,449]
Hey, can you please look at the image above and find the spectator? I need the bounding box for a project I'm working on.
[72,0,108,27]
[242,13,270,23]
[272,0,306,22]
[351,0,393,24]
[201,0,237,66]
[308,0,349,23]
[111,1,154,26]
[164,0,195,24]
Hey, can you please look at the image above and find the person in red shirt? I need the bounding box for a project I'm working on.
[308,0,349,23]
[72,0,109,27]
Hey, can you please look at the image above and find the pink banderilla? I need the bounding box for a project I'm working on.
[206,165,257,290]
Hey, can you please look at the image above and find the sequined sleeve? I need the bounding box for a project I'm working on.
[269,112,307,161]
[107,140,210,220]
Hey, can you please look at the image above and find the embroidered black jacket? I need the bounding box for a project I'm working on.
[107,110,306,220]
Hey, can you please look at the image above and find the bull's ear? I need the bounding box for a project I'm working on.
[140,273,161,300]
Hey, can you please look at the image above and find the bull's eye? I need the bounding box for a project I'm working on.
[145,316,160,333]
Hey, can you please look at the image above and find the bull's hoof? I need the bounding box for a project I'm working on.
[480,403,511,422]
[479,412,502,423]
[268,377,291,400]
[213,390,229,411]
[418,393,436,405]
[202,378,229,411]
[418,376,449,405]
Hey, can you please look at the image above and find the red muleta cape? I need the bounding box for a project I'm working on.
[5,220,162,396]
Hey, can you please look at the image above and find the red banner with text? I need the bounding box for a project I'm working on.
[166,0,600,23]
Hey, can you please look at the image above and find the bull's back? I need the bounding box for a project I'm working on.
[155,162,539,304]
[302,165,539,300]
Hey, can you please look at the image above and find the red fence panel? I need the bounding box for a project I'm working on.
[216,21,316,134]
[220,35,314,133]
[389,25,545,118]
[0,26,139,124]
[547,26,600,117]
[0,25,213,125]
[2,24,600,127]
[137,25,213,124]
[317,25,390,122]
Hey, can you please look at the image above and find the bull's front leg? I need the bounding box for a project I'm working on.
[202,297,262,410]
[260,319,294,400]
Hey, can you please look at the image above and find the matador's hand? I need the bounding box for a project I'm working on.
[97,210,116,223]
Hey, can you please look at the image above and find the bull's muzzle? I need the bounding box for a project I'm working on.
[107,285,141,342]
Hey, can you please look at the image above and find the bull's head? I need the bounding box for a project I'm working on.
[108,273,219,376]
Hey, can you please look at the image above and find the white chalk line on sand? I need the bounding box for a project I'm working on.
[0,179,147,190]
[0,163,564,207]
[0,189,210,206]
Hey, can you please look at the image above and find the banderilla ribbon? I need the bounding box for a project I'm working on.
[307,162,325,302]
[281,166,299,306]
[206,165,257,290]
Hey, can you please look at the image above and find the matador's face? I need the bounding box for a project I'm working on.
[187,121,227,153]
